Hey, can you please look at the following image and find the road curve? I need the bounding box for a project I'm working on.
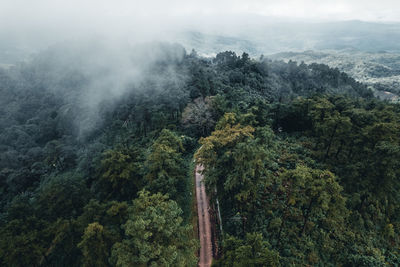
[195,164,213,267]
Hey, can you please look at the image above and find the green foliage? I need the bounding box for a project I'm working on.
[145,129,186,198]
[196,105,399,265]
[36,172,90,221]
[78,222,111,267]
[99,147,143,200]
[269,166,349,264]
[214,233,280,267]
[0,45,397,266]
[0,216,50,266]
[110,190,197,267]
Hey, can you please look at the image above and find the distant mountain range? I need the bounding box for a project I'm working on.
[174,20,400,101]
[2,19,400,65]
[177,20,400,56]
[269,49,400,101]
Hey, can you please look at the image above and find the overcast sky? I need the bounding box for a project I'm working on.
[1,0,400,24]
[1,0,400,56]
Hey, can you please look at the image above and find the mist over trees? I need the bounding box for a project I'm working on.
[0,41,399,266]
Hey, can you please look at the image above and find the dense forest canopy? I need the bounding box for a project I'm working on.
[0,42,399,266]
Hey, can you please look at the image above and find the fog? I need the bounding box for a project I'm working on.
[13,40,188,137]
[1,0,400,136]
[2,0,400,63]
[2,0,400,23]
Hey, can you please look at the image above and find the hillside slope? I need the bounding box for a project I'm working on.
[1,43,399,266]
[269,49,400,101]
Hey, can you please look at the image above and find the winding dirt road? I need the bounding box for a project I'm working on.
[195,164,213,267]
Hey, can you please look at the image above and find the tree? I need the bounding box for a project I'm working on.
[195,113,255,192]
[181,97,216,137]
[214,233,280,267]
[264,165,349,264]
[99,148,143,200]
[0,198,49,267]
[78,222,111,267]
[110,190,197,267]
[36,172,89,221]
[145,129,186,198]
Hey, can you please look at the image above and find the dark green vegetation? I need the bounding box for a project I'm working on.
[269,49,400,100]
[0,43,398,266]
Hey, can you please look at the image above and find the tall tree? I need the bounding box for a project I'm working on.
[78,222,111,267]
[145,129,186,198]
[98,148,143,200]
[110,190,197,267]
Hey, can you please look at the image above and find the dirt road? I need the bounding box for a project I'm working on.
[195,164,213,267]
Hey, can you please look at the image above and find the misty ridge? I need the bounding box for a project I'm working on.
[1,33,376,141]
[2,16,400,121]
[1,39,189,138]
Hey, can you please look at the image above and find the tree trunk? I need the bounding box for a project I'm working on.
[335,139,345,160]
[324,123,338,161]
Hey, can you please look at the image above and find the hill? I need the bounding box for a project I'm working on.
[0,43,399,266]
[270,49,400,101]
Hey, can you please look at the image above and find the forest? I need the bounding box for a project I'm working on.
[0,42,399,266]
